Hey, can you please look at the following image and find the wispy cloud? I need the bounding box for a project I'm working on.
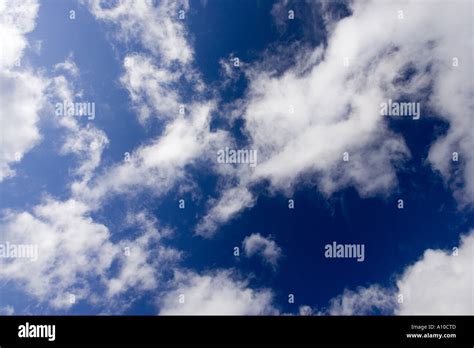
[88,0,193,65]
[243,233,282,269]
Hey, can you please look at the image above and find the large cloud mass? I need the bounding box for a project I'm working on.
[197,0,474,236]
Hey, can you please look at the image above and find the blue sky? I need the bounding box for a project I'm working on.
[0,0,473,315]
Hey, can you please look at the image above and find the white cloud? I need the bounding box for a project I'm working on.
[243,0,426,195]
[324,285,396,315]
[321,230,474,315]
[0,199,115,308]
[53,53,79,77]
[159,270,278,315]
[120,53,181,123]
[0,9,102,186]
[197,0,474,235]
[106,212,181,299]
[87,0,207,126]
[61,125,109,183]
[0,69,46,181]
[242,233,282,268]
[79,0,228,206]
[395,230,474,315]
[0,0,47,181]
[0,0,39,69]
[88,0,193,66]
[427,55,474,206]
[298,305,313,316]
[196,186,254,237]
[0,200,181,310]
[75,101,229,205]
[48,58,109,185]
[0,198,277,315]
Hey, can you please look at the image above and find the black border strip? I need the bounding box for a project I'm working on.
[0,315,472,346]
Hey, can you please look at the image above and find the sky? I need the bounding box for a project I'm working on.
[0,0,473,315]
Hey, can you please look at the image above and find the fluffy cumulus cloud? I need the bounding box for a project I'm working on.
[0,197,277,314]
[395,230,474,315]
[0,199,181,310]
[0,0,39,69]
[0,69,46,180]
[197,0,474,236]
[159,270,278,315]
[320,230,474,315]
[88,0,193,65]
[242,233,282,268]
[0,199,115,308]
[0,0,47,181]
